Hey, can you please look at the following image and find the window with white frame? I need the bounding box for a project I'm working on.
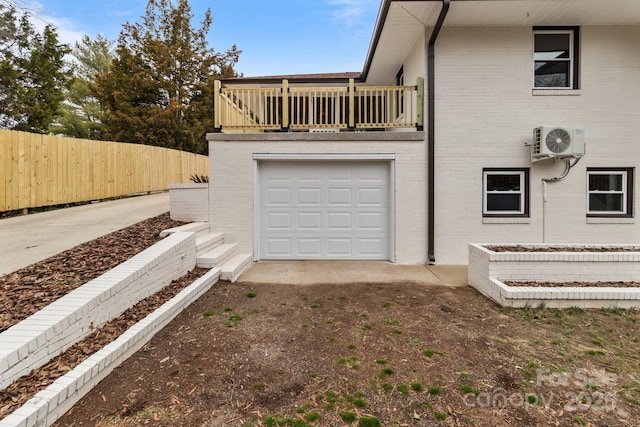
[534,28,579,89]
[483,169,529,216]
[587,168,634,217]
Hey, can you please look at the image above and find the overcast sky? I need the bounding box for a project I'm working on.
[5,0,380,77]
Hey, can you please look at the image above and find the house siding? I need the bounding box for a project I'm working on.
[207,133,428,264]
[432,25,640,264]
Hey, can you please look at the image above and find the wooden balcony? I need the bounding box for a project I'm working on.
[213,78,423,133]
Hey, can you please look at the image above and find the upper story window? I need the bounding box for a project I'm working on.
[483,168,529,217]
[534,27,579,89]
[587,168,634,217]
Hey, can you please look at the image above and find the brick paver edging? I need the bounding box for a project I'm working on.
[0,267,221,427]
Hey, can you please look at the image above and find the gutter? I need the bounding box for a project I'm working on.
[427,0,450,264]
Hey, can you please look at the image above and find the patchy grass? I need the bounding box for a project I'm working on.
[56,282,640,427]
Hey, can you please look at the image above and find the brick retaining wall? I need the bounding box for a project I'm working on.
[0,232,196,389]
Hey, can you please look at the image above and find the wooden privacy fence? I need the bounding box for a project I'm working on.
[0,130,209,212]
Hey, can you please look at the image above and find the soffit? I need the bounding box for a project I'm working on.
[364,0,640,84]
[445,0,640,26]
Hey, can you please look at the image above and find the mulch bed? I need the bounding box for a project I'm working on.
[0,212,210,419]
[505,280,640,288]
[0,267,209,419]
[0,213,182,333]
[486,245,640,253]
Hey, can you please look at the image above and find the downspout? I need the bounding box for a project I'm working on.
[427,0,450,264]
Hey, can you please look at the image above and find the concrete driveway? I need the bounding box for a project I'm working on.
[0,193,169,276]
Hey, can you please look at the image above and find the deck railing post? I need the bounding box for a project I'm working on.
[282,79,289,131]
[213,80,222,132]
[348,78,355,129]
[416,77,424,131]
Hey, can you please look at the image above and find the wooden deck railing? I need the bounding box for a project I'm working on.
[214,78,423,132]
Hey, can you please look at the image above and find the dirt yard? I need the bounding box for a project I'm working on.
[54,277,640,426]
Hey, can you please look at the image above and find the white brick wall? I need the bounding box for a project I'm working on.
[206,27,639,265]
[169,184,209,222]
[0,232,196,389]
[433,26,640,264]
[207,133,428,264]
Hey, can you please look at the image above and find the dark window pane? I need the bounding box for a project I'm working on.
[535,61,570,87]
[487,194,521,211]
[486,174,520,192]
[534,33,570,60]
[589,174,623,191]
[589,194,623,212]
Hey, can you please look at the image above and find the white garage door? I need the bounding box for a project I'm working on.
[259,161,390,260]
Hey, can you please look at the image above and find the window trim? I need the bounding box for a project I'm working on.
[482,168,530,217]
[586,168,634,218]
[533,26,580,90]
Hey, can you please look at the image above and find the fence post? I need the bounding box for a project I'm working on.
[416,77,424,131]
[348,78,355,129]
[213,80,222,132]
[281,79,289,131]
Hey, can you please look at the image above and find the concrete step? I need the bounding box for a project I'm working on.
[195,232,224,255]
[197,243,238,268]
[220,253,253,283]
[159,222,208,238]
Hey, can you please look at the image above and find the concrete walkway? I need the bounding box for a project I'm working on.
[238,261,468,287]
[0,193,169,276]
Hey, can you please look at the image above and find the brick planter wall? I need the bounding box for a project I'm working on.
[169,183,209,222]
[468,243,640,308]
[0,268,220,427]
[0,232,196,389]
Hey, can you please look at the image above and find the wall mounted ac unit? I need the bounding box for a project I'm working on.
[532,126,585,162]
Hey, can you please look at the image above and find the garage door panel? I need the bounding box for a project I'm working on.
[327,212,353,230]
[298,212,322,230]
[358,238,384,255]
[358,188,385,206]
[327,188,352,205]
[264,166,291,182]
[260,161,389,260]
[358,212,384,230]
[297,238,322,256]
[296,167,323,182]
[265,212,292,230]
[327,238,352,256]
[358,163,387,183]
[297,187,322,205]
[265,188,292,206]
[326,164,353,182]
[265,238,292,256]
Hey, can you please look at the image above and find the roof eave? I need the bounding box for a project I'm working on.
[362,0,440,82]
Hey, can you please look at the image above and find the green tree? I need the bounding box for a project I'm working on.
[51,35,114,139]
[95,0,239,153]
[0,5,70,133]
